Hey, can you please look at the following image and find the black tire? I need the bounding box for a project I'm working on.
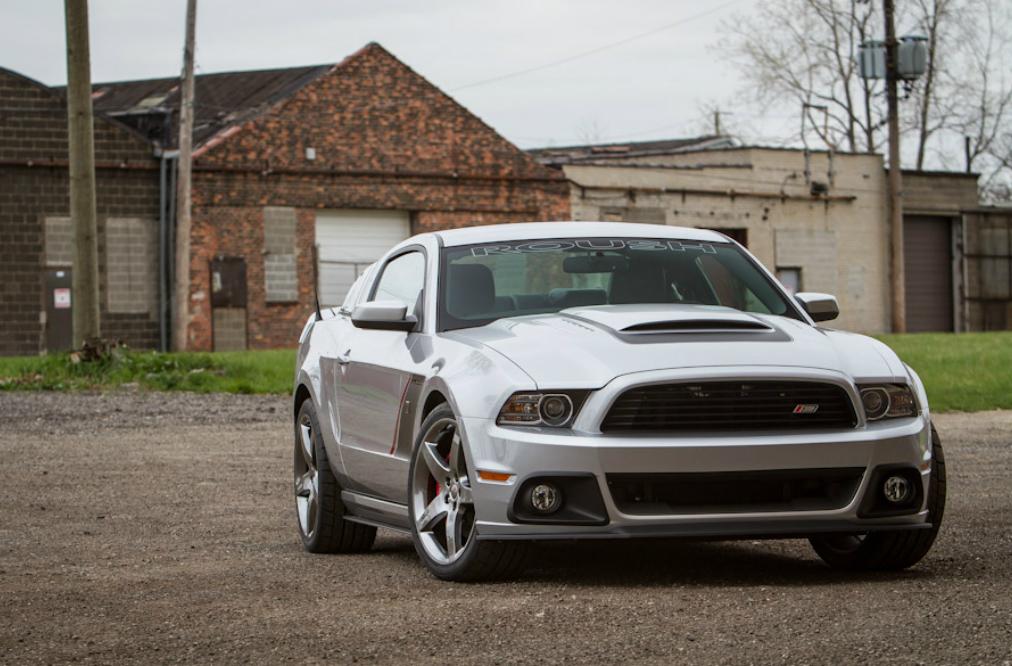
[408,403,529,582]
[810,423,946,570]
[294,399,376,554]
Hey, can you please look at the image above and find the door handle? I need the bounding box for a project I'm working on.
[336,349,352,365]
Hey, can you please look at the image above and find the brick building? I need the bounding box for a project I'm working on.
[0,43,569,354]
[0,67,161,356]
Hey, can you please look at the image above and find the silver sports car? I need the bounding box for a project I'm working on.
[292,222,945,581]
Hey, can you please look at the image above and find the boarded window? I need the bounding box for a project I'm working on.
[44,216,73,266]
[106,218,156,314]
[264,207,298,302]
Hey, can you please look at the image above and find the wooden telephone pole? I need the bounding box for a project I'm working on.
[64,0,101,348]
[172,0,197,351]
[884,0,906,332]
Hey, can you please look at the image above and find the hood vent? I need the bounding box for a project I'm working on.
[621,319,773,334]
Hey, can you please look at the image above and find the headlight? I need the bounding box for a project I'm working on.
[858,384,917,421]
[497,391,586,427]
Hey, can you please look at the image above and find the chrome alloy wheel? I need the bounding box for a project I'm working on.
[294,411,320,540]
[411,417,476,565]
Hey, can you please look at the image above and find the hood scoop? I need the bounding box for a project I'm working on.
[621,318,773,334]
[562,304,780,337]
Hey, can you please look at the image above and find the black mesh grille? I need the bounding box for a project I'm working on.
[607,468,865,515]
[601,381,858,432]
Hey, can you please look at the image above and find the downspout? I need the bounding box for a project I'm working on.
[155,147,179,353]
[166,151,178,350]
[158,153,168,351]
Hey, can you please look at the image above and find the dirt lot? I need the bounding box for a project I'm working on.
[1,391,1010,664]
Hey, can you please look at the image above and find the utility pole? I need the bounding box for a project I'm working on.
[64,0,101,350]
[884,0,906,333]
[713,110,722,136]
[172,0,197,351]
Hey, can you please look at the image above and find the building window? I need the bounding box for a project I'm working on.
[264,206,298,303]
[44,216,73,266]
[777,267,802,295]
[106,218,156,314]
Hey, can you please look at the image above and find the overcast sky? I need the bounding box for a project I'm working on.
[1,0,797,148]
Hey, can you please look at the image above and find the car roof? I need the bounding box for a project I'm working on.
[431,221,730,247]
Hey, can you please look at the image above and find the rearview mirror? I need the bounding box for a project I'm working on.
[563,254,629,274]
[795,292,839,322]
[351,301,417,332]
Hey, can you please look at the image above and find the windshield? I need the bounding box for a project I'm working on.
[437,237,800,331]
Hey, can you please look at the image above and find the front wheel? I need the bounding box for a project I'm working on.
[810,424,946,570]
[407,403,528,581]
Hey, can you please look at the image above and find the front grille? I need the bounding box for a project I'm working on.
[607,468,865,515]
[600,380,857,432]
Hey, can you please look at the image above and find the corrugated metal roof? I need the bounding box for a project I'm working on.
[81,64,332,147]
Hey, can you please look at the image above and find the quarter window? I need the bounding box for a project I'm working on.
[372,251,425,311]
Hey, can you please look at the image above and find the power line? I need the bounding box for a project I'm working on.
[449,0,744,92]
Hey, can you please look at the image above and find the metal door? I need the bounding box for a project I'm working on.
[44,268,73,352]
[210,257,248,351]
[904,216,954,332]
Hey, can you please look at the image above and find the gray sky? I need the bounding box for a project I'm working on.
[0,0,793,148]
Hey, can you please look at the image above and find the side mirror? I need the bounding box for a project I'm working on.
[351,301,417,332]
[795,292,840,323]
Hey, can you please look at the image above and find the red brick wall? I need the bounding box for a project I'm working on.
[186,44,569,350]
[0,68,161,355]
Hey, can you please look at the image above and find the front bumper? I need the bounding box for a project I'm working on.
[463,414,934,541]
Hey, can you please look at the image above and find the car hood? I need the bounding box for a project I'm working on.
[445,304,906,389]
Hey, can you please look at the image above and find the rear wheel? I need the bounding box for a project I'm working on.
[810,424,946,570]
[294,399,376,553]
[408,404,528,581]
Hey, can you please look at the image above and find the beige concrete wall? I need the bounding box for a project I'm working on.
[563,148,891,333]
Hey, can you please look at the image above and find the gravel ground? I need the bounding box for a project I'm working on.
[1,391,1010,665]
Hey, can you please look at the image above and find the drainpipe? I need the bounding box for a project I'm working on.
[155,148,179,353]
[158,153,167,352]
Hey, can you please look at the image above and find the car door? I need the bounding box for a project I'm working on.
[336,248,427,503]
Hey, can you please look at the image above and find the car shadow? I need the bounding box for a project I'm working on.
[371,534,934,586]
[521,538,934,587]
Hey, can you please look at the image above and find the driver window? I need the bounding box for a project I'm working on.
[372,251,425,310]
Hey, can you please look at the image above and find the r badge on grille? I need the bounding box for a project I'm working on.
[793,404,820,414]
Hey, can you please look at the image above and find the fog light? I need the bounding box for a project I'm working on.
[530,483,562,513]
[883,475,912,504]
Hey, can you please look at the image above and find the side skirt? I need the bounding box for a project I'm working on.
[341,490,411,533]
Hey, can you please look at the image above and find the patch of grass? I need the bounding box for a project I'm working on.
[877,332,1012,412]
[0,348,296,394]
[1,333,1009,410]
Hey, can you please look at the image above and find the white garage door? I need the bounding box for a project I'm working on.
[315,209,411,306]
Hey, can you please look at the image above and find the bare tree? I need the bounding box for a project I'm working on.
[723,0,1011,188]
[949,0,1012,199]
[721,0,884,153]
[908,0,958,169]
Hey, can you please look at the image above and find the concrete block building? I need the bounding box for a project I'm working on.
[530,139,985,334]
[0,67,161,356]
[0,43,569,354]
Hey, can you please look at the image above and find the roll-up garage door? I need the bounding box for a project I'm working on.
[315,209,410,306]
[904,215,953,332]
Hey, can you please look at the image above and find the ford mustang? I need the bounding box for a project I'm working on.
[292,222,945,581]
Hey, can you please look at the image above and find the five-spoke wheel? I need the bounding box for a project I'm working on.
[411,416,476,564]
[294,409,319,541]
[293,398,376,553]
[407,403,529,581]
